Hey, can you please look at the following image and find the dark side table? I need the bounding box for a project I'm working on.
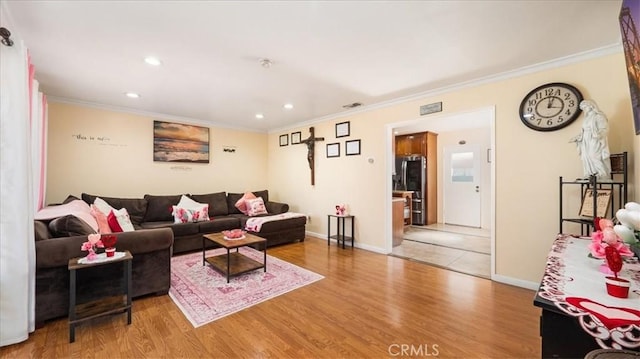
[68,250,132,343]
[327,214,355,249]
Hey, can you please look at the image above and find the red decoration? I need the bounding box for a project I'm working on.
[604,246,622,278]
[101,235,117,248]
[593,216,602,231]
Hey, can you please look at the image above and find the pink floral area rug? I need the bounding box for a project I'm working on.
[169,247,324,328]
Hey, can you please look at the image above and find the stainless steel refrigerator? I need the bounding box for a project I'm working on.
[394,155,426,225]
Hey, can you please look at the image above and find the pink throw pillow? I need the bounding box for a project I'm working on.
[247,197,268,216]
[235,192,256,215]
[90,204,112,234]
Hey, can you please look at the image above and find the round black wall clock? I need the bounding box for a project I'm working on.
[519,82,583,131]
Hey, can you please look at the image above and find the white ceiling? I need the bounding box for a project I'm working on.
[2,1,623,133]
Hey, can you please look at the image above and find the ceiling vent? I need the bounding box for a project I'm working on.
[342,102,362,109]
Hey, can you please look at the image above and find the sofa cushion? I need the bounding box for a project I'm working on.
[198,217,242,233]
[143,194,182,222]
[48,215,97,238]
[189,192,228,217]
[81,193,148,225]
[252,190,269,203]
[168,222,200,237]
[34,220,51,241]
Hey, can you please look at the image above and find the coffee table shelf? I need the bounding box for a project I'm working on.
[205,252,264,277]
[202,232,267,283]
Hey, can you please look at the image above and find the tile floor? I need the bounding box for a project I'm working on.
[390,224,491,279]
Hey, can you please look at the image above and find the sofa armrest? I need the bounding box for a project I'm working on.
[266,201,289,214]
[35,228,174,269]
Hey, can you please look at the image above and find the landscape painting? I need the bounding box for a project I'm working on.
[153,120,210,163]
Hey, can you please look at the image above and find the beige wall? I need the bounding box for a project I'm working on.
[45,51,636,285]
[46,102,269,204]
[267,52,636,284]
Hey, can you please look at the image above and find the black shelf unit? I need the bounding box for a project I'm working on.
[559,152,628,236]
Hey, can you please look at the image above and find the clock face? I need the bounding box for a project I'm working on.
[519,82,583,131]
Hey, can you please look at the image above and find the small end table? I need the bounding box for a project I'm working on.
[327,214,355,249]
[68,250,132,343]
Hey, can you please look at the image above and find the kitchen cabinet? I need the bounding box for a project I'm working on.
[392,198,405,247]
[395,134,424,156]
[392,191,413,225]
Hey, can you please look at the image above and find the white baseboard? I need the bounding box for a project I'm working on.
[305,231,388,254]
[491,274,539,290]
[306,232,538,289]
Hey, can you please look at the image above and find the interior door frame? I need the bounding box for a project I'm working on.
[385,106,496,278]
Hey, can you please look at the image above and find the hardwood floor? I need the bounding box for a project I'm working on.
[1,237,541,358]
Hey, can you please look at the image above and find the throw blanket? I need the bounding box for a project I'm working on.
[245,212,306,232]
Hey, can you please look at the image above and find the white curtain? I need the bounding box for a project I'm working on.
[0,37,46,346]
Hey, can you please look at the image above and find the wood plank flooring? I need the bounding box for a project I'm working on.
[1,237,541,358]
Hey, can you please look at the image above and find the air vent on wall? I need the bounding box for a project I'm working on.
[342,102,362,109]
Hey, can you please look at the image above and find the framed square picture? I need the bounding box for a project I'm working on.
[291,131,302,144]
[579,189,612,217]
[336,121,350,138]
[279,134,289,147]
[326,143,340,158]
[345,139,361,156]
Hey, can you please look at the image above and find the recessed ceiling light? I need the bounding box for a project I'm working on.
[125,92,140,98]
[283,103,293,110]
[255,113,264,119]
[144,56,162,66]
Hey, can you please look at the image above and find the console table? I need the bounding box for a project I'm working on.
[327,214,354,249]
[533,235,639,358]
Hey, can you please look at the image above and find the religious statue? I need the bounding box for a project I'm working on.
[300,127,324,185]
[569,100,611,180]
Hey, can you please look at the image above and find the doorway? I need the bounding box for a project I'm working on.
[387,106,495,278]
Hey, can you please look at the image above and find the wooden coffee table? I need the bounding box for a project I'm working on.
[202,232,267,283]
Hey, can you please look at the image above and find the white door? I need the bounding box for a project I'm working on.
[443,145,482,227]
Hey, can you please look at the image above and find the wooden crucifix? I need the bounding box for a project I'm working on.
[300,127,324,185]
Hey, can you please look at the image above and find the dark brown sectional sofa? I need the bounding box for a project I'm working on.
[34,190,306,324]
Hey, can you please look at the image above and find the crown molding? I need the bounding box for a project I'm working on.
[46,42,622,136]
[268,43,623,134]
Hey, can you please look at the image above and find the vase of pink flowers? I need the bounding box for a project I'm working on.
[81,233,104,261]
[81,234,118,260]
